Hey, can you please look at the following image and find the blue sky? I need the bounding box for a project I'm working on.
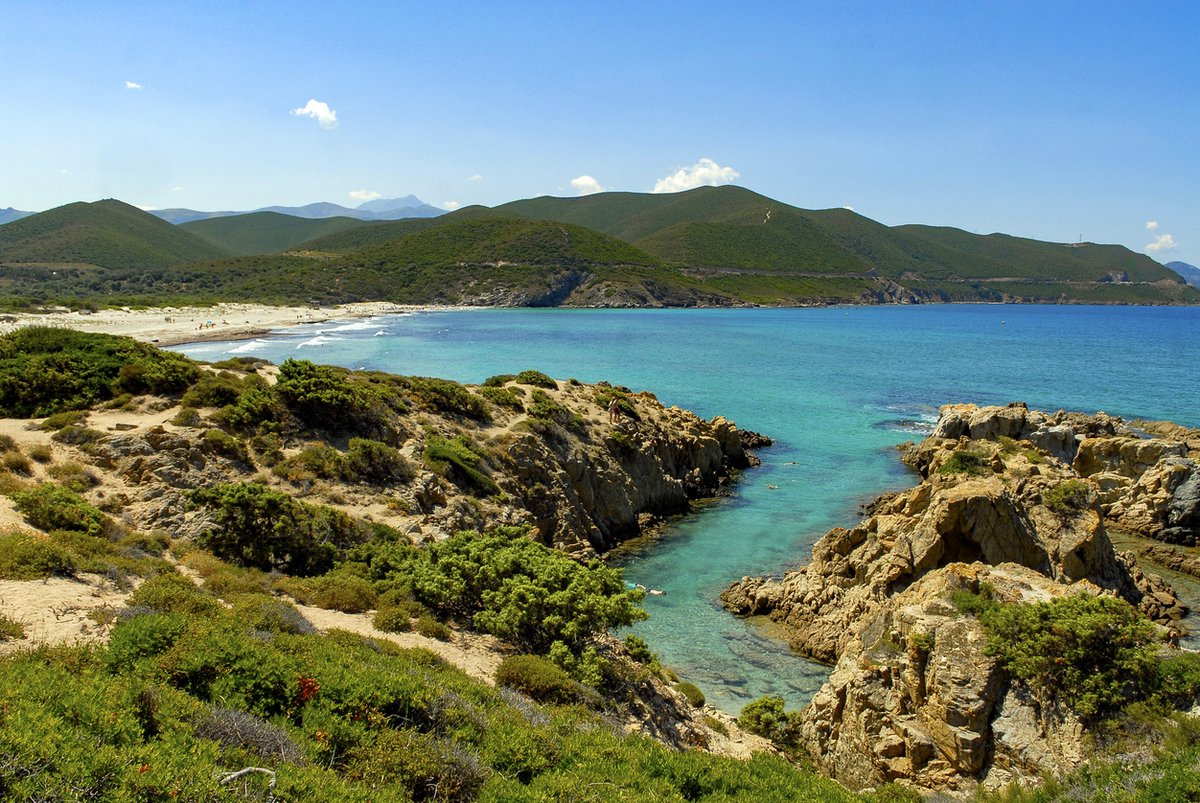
[3,1,1197,265]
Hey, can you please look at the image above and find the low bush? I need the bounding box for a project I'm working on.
[1,450,32,475]
[483,374,517,387]
[50,424,106,447]
[46,460,100,492]
[515,370,558,389]
[675,681,706,708]
[476,385,524,412]
[228,595,315,636]
[181,371,246,408]
[423,434,498,495]
[276,573,378,613]
[373,606,414,633]
[0,327,199,417]
[495,654,580,704]
[11,483,111,536]
[40,410,90,431]
[400,376,490,420]
[192,705,306,764]
[414,614,451,641]
[346,437,413,484]
[0,530,76,580]
[27,443,53,463]
[1043,479,1093,516]
[937,449,991,476]
[104,611,188,672]
[170,406,203,427]
[190,482,371,576]
[125,572,224,616]
[0,612,25,641]
[738,695,802,745]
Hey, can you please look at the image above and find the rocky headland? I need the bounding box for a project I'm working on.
[723,402,1199,794]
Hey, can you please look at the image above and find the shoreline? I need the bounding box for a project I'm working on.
[0,302,441,347]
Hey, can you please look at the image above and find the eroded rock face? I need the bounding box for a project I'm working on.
[799,564,1092,794]
[725,403,1193,793]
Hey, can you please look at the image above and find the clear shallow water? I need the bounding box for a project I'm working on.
[177,305,1200,714]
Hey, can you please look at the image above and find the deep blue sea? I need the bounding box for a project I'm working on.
[176,305,1200,714]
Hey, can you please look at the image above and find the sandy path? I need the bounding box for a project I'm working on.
[0,575,128,654]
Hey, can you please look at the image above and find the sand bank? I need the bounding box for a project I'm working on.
[0,301,430,347]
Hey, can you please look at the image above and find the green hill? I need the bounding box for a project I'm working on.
[0,199,232,270]
[493,186,1186,287]
[179,211,370,256]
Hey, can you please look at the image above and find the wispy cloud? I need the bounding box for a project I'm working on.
[125,81,142,90]
[570,175,605,195]
[349,190,382,202]
[468,174,484,182]
[652,158,739,193]
[442,201,461,211]
[291,99,337,129]
[1146,220,1159,231]
[1146,233,1178,253]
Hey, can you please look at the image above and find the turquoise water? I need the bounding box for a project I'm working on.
[177,305,1200,714]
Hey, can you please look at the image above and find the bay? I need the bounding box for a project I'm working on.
[176,304,1200,714]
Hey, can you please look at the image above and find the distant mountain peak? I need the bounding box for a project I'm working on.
[148,195,446,225]
[355,195,426,213]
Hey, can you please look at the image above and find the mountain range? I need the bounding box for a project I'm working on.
[0,187,1196,309]
[1166,261,1200,288]
[147,195,445,225]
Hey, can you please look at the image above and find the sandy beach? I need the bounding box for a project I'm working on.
[0,301,428,347]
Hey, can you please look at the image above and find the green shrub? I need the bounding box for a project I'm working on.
[50,425,106,447]
[278,443,348,481]
[170,406,202,427]
[495,654,580,704]
[181,371,245,408]
[201,564,272,598]
[0,612,25,641]
[46,460,99,492]
[40,410,90,431]
[105,611,188,672]
[345,728,488,802]
[346,437,413,484]
[0,530,77,579]
[0,327,199,417]
[408,526,646,656]
[624,634,655,664]
[483,374,517,387]
[1153,651,1200,708]
[937,449,991,476]
[738,695,802,745]
[515,370,557,389]
[228,595,315,636]
[125,572,223,616]
[1,450,32,475]
[981,592,1161,720]
[1043,479,1093,516]
[400,376,490,420]
[201,427,244,459]
[277,573,378,613]
[190,482,371,575]
[11,483,111,536]
[276,358,383,433]
[476,385,524,412]
[374,606,414,633]
[414,614,451,640]
[526,389,580,428]
[675,681,706,708]
[27,443,52,464]
[423,434,498,495]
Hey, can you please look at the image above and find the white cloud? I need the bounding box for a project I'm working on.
[442,201,461,211]
[843,205,855,212]
[652,157,740,193]
[570,175,605,195]
[348,190,382,202]
[1146,233,1178,253]
[1146,220,1159,231]
[125,81,142,90]
[291,99,337,129]
[468,174,484,182]
[172,186,183,192]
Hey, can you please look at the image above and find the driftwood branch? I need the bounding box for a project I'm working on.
[218,766,276,789]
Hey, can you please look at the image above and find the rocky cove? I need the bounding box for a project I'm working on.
[723,402,1200,794]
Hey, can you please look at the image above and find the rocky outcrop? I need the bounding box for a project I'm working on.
[47,375,765,561]
[723,403,1194,793]
[800,563,1092,794]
